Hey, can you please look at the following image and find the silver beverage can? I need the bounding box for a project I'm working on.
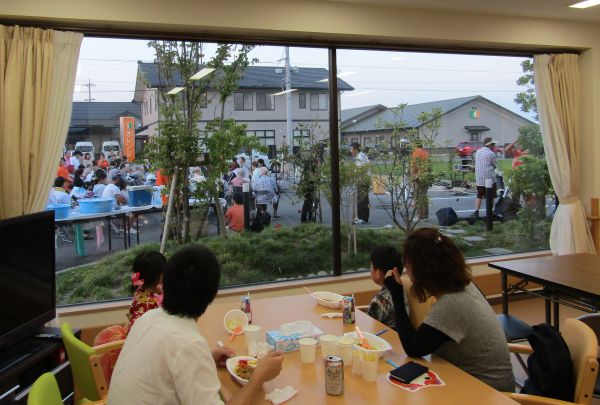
[325,355,344,395]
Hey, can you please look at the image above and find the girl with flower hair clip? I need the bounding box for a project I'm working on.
[93,250,166,385]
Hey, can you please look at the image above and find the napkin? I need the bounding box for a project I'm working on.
[265,386,298,405]
[321,312,343,318]
[279,320,312,335]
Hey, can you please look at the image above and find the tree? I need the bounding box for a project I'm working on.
[515,58,537,120]
[144,41,258,243]
[370,105,442,231]
[517,124,544,156]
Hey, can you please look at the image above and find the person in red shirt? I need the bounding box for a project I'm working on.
[504,140,528,169]
[225,193,245,232]
[410,140,430,219]
[56,158,73,183]
[97,156,110,169]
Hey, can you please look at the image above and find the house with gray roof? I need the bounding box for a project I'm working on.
[67,102,141,157]
[341,95,535,150]
[134,62,353,152]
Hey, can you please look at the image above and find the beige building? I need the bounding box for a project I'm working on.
[133,62,353,152]
[341,96,535,149]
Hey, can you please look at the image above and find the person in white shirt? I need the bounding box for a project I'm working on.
[93,169,108,197]
[70,151,82,168]
[102,174,127,205]
[108,246,283,405]
[237,156,250,180]
[47,177,71,205]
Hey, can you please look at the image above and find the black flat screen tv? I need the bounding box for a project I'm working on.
[0,211,56,351]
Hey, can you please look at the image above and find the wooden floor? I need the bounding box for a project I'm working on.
[492,297,600,404]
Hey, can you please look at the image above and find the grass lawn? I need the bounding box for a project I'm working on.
[56,217,550,306]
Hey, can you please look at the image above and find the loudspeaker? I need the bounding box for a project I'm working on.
[268,145,277,159]
[436,207,458,226]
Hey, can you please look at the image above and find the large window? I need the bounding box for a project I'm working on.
[310,93,328,110]
[55,37,548,306]
[234,92,253,110]
[247,129,276,146]
[256,92,275,110]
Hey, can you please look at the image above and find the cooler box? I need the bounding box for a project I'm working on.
[46,204,71,220]
[78,198,114,214]
[127,186,153,207]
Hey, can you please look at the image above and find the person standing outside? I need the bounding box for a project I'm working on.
[70,150,82,168]
[410,139,430,220]
[350,142,370,224]
[472,137,497,218]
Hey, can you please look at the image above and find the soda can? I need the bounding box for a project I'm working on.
[325,355,344,395]
[342,296,355,324]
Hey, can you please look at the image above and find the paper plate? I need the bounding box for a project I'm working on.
[224,309,249,334]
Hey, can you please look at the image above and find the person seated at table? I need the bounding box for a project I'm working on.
[366,246,404,329]
[108,246,284,405]
[102,174,128,205]
[384,228,514,392]
[93,251,167,385]
[47,176,71,205]
[92,169,108,197]
[225,193,245,233]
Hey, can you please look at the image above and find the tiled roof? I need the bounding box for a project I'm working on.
[137,63,354,91]
[70,102,141,125]
[341,104,386,127]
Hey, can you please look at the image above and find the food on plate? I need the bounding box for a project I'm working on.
[234,358,256,380]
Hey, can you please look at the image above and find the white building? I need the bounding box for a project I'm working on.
[341,95,535,149]
[134,62,353,154]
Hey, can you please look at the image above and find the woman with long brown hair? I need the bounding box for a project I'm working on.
[384,228,514,391]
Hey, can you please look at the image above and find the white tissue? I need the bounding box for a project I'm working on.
[247,341,274,358]
[265,386,298,405]
[321,312,343,318]
[279,320,312,336]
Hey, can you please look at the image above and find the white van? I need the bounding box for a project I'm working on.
[102,141,121,160]
[74,141,95,157]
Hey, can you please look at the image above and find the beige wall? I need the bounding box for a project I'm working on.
[2,0,597,207]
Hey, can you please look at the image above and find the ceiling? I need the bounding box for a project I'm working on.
[321,0,600,23]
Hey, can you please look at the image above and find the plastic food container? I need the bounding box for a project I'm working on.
[127,186,153,207]
[78,198,114,214]
[46,204,71,220]
[310,291,344,309]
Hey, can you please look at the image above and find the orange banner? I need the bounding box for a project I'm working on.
[120,117,136,162]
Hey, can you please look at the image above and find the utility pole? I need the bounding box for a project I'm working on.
[83,79,96,102]
[285,47,292,153]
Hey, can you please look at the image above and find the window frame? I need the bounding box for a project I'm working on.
[234,91,253,111]
[310,92,328,110]
[256,92,275,111]
[298,92,306,109]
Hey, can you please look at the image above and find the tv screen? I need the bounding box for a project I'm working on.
[0,211,56,350]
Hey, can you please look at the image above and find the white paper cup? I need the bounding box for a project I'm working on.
[361,358,378,382]
[243,324,261,347]
[320,334,338,358]
[299,337,317,363]
[352,350,363,376]
[336,336,354,366]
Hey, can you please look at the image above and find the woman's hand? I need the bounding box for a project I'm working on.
[385,267,403,285]
[212,346,236,367]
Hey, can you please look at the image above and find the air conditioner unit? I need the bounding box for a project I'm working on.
[275,68,283,74]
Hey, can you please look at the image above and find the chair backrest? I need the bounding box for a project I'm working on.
[400,275,436,328]
[561,318,599,404]
[28,372,63,405]
[60,322,106,401]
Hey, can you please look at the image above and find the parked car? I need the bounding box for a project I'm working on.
[74,141,95,157]
[102,141,121,160]
[455,141,503,157]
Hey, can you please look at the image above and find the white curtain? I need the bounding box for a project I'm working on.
[0,26,82,220]
[534,54,596,255]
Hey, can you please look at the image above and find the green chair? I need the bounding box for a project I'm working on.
[60,323,124,404]
[28,373,63,405]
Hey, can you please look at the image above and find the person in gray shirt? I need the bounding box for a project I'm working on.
[384,228,514,392]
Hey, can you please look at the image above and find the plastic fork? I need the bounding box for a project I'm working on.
[228,325,242,342]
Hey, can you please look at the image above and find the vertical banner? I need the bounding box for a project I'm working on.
[120,117,136,162]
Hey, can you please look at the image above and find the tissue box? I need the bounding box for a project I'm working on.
[266,322,324,352]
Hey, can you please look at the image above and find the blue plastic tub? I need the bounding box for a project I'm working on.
[78,198,114,214]
[127,186,153,207]
[46,204,71,220]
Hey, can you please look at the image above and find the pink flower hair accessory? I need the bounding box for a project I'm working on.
[131,272,145,287]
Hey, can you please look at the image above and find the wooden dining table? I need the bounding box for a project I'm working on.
[197,293,517,404]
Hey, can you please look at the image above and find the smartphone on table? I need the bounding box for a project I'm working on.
[389,361,429,384]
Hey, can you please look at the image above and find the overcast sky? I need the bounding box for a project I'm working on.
[74,38,535,121]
